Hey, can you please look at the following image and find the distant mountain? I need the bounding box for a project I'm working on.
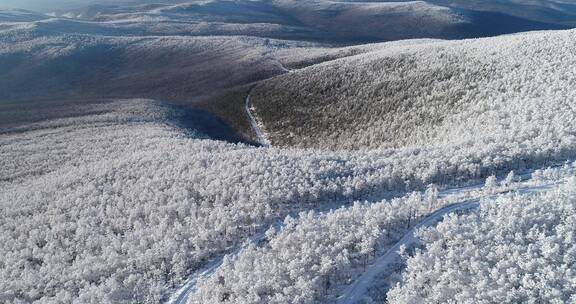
[0,29,311,103]
[0,8,48,22]
[429,0,576,26]
[33,0,573,43]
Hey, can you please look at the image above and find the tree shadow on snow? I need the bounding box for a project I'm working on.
[169,103,261,147]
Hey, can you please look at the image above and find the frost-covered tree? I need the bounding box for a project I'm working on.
[187,192,444,304]
[388,182,576,303]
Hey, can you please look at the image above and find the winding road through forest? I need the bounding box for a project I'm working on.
[243,60,294,147]
[336,200,480,304]
[167,52,571,303]
[336,177,564,304]
[167,183,481,304]
[245,89,270,147]
[168,230,270,304]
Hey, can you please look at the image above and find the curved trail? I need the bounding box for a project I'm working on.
[170,195,478,304]
[168,231,269,304]
[244,60,292,147]
[245,89,270,147]
[336,201,479,304]
[169,192,478,304]
[169,260,220,304]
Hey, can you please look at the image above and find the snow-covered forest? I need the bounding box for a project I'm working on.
[3,94,576,303]
[1,1,576,303]
[187,165,576,303]
[388,181,576,303]
[188,186,449,303]
[251,29,576,151]
[1,97,540,303]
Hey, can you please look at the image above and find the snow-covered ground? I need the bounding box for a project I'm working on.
[2,2,576,303]
[4,93,574,303]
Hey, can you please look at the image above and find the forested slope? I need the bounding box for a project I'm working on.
[388,181,576,303]
[251,29,576,152]
[2,3,576,304]
[0,28,295,103]
[0,13,382,116]
[3,91,570,302]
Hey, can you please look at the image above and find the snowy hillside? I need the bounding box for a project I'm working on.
[1,1,576,304]
[251,29,576,151]
[5,0,570,43]
[0,98,526,302]
[3,95,575,303]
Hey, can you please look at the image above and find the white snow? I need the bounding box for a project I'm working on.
[2,3,576,303]
[187,162,576,303]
